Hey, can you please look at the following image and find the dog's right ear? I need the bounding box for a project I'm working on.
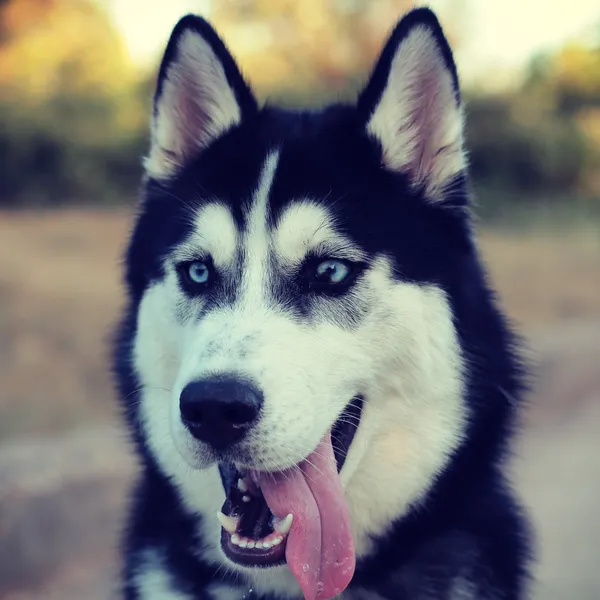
[144,15,257,181]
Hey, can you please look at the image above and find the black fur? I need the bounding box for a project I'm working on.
[114,8,532,599]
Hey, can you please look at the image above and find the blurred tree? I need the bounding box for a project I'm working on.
[0,0,134,99]
[0,0,148,205]
[211,0,419,104]
[464,31,600,204]
[0,0,597,210]
[523,44,600,114]
[466,95,587,194]
[520,42,600,196]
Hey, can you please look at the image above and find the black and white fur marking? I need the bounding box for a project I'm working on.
[114,8,531,600]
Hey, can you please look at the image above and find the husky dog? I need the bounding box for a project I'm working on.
[113,7,531,600]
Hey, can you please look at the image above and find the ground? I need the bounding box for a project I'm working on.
[0,209,599,599]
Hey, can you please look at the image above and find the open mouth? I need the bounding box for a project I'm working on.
[217,396,363,599]
[218,469,292,565]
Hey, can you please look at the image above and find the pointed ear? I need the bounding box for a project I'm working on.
[358,8,466,202]
[144,15,258,180]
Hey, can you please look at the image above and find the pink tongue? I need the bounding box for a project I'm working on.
[253,432,355,600]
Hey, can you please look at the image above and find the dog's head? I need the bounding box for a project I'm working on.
[119,7,493,593]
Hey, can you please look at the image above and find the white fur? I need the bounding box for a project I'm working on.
[240,151,279,309]
[273,201,366,266]
[338,260,466,556]
[172,202,239,268]
[133,151,467,596]
[145,29,242,180]
[449,577,479,599]
[135,551,261,600]
[248,566,303,599]
[134,549,194,600]
[367,26,466,200]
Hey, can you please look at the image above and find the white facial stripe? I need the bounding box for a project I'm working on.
[273,201,366,265]
[241,151,280,305]
[173,202,238,267]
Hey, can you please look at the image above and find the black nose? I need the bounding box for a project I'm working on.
[179,376,263,451]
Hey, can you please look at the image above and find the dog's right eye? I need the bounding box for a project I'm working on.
[177,260,213,292]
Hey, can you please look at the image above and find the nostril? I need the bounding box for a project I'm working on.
[180,401,205,426]
[179,384,207,425]
[224,403,257,427]
[180,399,256,428]
[179,376,263,448]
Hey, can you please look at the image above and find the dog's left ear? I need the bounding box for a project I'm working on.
[358,8,466,201]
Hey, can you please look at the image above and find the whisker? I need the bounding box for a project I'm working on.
[122,385,172,402]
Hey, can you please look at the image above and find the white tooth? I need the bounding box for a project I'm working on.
[276,513,294,535]
[246,541,256,549]
[239,539,248,548]
[242,495,251,503]
[272,536,283,546]
[216,511,238,534]
[237,478,249,493]
[231,533,240,545]
[254,541,263,549]
[262,540,272,549]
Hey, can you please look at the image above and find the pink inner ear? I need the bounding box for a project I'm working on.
[407,59,451,183]
[366,27,465,200]
[174,71,213,156]
[145,30,242,180]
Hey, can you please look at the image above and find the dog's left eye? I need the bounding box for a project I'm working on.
[311,259,353,286]
[314,259,351,283]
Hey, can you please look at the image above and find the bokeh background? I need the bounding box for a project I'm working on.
[0,1,599,599]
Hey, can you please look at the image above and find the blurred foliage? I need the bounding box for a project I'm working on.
[0,0,149,205]
[211,0,417,103]
[0,0,598,210]
[467,41,600,211]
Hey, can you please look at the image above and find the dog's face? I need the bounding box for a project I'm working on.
[122,8,474,578]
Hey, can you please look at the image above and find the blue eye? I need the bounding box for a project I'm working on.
[188,261,210,283]
[313,259,352,284]
[178,260,212,291]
